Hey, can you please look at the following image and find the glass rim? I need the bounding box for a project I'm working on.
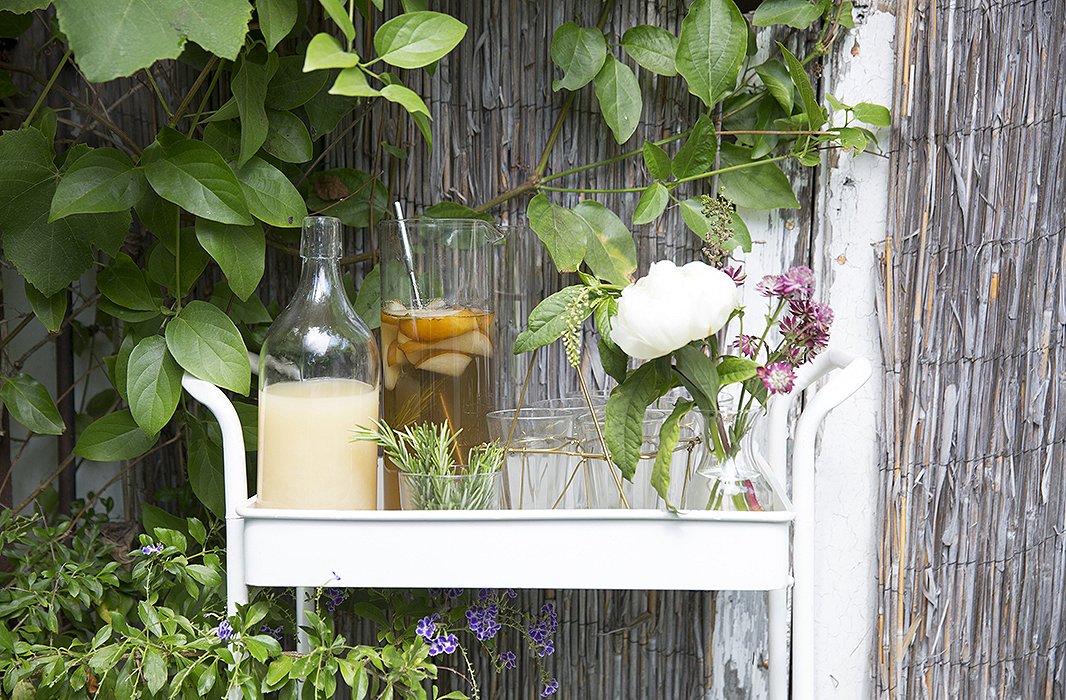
[487,407,577,422]
[396,471,501,480]
[379,217,505,241]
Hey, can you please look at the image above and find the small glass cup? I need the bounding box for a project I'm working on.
[488,407,583,509]
[579,402,704,509]
[397,472,502,510]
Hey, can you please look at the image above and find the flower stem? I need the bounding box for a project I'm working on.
[22,48,71,127]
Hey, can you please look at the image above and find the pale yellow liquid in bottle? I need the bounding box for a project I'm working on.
[257,378,379,509]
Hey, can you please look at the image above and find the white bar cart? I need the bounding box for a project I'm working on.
[182,349,871,700]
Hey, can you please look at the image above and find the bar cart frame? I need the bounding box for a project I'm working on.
[182,349,871,700]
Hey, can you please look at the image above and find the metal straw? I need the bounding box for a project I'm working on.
[393,201,423,308]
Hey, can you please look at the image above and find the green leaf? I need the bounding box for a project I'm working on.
[53,0,251,82]
[633,183,669,225]
[605,359,674,480]
[126,336,182,435]
[142,503,187,539]
[258,0,297,51]
[112,334,136,402]
[729,211,751,252]
[839,1,856,28]
[621,25,678,76]
[594,298,627,384]
[210,281,272,325]
[186,418,225,517]
[75,410,156,461]
[265,656,294,689]
[719,143,799,209]
[0,373,64,435]
[143,648,167,694]
[424,202,493,222]
[550,22,606,92]
[513,285,591,355]
[379,84,430,117]
[186,563,222,587]
[269,56,331,110]
[49,148,144,220]
[574,200,636,285]
[0,127,130,296]
[304,33,360,71]
[679,197,712,237]
[166,301,250,394]
[24,281,67,333]
[146,232,209,297]
[651,398,694,508]
[593,54,642,144]
[373,11,467,69]
[779,43,825,128]
[526,193,589,273]
[717,356,758,385]
[236,156,307,227]
[836,126,868,153]
[852,102,891,127]
[754,59,794,112]
[673,343,719,416]
[4,1,50,13]
[329,67,380,97]
[233,52,271,167]
[352,264,381,330]
[263,110,314,163]
[753,0,827,29]
[411,112,433,146]
[317,0,354,41]
[98,252,160,311]
[642,141,672,180]
[305,169,387,227]
[143,130,252,225]
[196,219,265,300]
[243,634,281,663]
[676,0,748,107]
[88,644,125,674]
[671,113,717,179]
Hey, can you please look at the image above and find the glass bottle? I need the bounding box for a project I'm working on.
[256,216,380,510]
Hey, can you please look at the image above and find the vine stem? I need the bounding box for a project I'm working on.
[22,48,71,127]
[170,56,218,126]
[538,154,794,194]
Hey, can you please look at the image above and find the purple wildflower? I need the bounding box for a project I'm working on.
[478,588,494,602]
[415,614,439,641]
[541,679,560,697]
[427,632,459,657]
[756,274,780,297]
[505,588,518,599]
[777,266,815,296]
[323,587,345,613]
[537,638,555,657]
[140,543,164,555]
[735,334,759,358]
[500,651,518,670]
[259,625,283,641]
[722,265,747,287]
[757,362,797,395]
[216,619,233,642]
[466,603,501,641]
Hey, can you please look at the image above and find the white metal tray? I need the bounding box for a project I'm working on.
[235,498,795,591]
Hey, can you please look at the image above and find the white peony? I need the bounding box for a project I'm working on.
[609,260,739,360]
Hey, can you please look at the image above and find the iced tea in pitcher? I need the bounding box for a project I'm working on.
[378,219,504,506]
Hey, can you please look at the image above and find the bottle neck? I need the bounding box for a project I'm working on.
[297,255,344,304]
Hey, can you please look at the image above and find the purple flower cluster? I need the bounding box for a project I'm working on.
[259,624,283,641]
[541,678,560,697]
[427,632,459,656]
[323,587,345,613]
[527,603,557,657]
[140,543,164,555]
[780,298,833,365]
[466,603,502,641]
[416,614,440,641]
[500,651,518,670]
[216,619,233,642]
[735,334,760,358]
[430,588,464,600]
[505,588,518,599]
[757,266,815,299]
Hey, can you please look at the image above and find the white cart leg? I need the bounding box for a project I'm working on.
[295,586,311,653]
[768,588,788,700]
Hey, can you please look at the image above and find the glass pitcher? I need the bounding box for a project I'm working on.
[378,218,504,508]
[257,216,380,510]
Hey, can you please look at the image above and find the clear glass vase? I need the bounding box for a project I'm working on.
[698,408,775,512]
[256,216,380,510]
